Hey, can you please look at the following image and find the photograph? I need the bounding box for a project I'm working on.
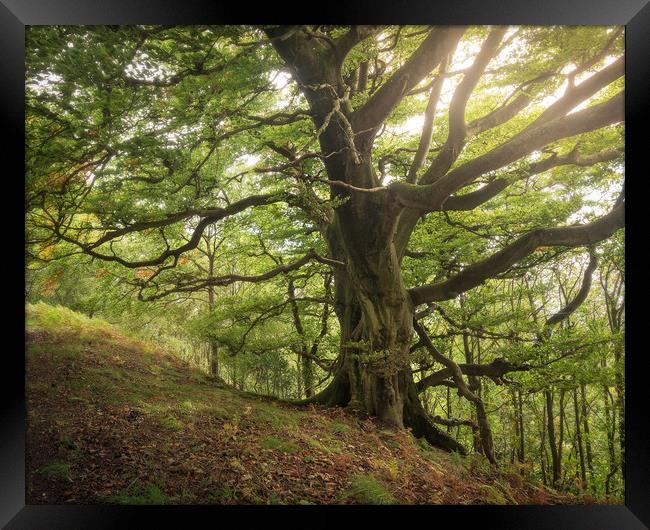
[23,23,627,508]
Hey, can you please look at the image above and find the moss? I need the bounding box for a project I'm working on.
[344,474,396,505]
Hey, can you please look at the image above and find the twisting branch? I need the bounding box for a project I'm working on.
[545,251,598,327]
[441,146,622,212]
[429,415,478,428]
[333,26,382,64]
[53,193,287,268]
[413,320,497,464]
[465,70,557,137]
[136,250,344,301]
[524,57,623,132]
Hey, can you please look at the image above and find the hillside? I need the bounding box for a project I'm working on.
[26,303,574,505]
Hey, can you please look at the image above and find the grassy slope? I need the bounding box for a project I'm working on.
[26,302,572,505]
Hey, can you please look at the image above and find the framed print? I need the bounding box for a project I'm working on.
[3,0,648,527]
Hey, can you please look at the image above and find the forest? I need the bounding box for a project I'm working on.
[25,25,624,504]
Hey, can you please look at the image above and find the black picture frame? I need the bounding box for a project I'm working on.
[3,1,648,527]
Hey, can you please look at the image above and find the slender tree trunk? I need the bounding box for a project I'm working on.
[558,389,566,487]
[540,398,548,486]
[545,389,561,487]
[301,355,314,398]
[463,334,482,454]
[517,389,525,462]
[511,388,525,464]
[573,386,587,489]
[580,384,594,481]
[446,386,452,434]
[207,251,219,377]
[614,345,625,487]
[603,382,617,495]
[296,355,303,398]
[287,278,315,398]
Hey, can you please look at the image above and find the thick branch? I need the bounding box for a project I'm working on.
[406,56,448,183]
[421,27,507,184]
[525,57,624,131]
[416,358,531,393]
[391,91,623,212]
[409,200,624,306]
[429,415,478,428]
[333,26,382,64]
[442,147,622,211]
[352,27,465,134]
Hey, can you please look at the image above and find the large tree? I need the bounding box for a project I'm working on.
[26,25,624,452]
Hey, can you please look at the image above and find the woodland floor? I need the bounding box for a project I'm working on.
[26,303,587,505]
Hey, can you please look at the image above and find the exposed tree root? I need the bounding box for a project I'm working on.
[404,380,467,454]
[290,369,467,455]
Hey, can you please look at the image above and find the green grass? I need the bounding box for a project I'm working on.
[305,435,343,455]
[26,341,84,360]
[344,473,396,504]
[109,483,168,505]
[58,434,78,451]
[36,462,72,480]
[255,404,301,429]
[480,484,509,505]
[160,415,185,431]
[330,421,351,435]
[213,484,238,502]
[27,302,113,336]
[260,435,300,453]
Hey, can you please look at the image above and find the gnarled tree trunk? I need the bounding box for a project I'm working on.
[305,176,464,453]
